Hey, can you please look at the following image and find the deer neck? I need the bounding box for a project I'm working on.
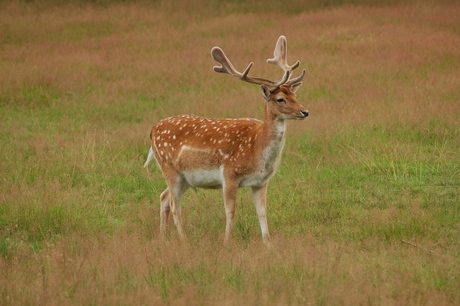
[261,103,286,143]
[254,104,287,163]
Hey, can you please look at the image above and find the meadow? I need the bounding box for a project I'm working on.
[1,0,459,304]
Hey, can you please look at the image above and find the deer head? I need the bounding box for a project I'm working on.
[211,35,308,120]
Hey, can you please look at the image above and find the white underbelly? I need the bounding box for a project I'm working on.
[182,168,224,189]
[181,158,279,189]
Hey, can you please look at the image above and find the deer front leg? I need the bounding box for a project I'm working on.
[252,184,271,246]
[223,180,238,246]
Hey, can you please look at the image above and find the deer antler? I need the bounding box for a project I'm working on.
[266,35,306,85]
[211,36,304,88]
[211,47,290,88]
[267,36,299,71]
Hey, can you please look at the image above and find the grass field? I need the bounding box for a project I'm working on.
[1,0,459,304]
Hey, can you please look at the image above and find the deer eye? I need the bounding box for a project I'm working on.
[276,98,286,103]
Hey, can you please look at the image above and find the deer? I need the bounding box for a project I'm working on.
[144,35,308,246]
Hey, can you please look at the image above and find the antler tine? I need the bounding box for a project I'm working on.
[287,69,306,85]
[211,46,289,87]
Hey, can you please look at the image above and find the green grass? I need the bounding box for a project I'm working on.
[1,0,459,304]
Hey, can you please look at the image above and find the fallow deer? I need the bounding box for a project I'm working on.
[144,35,308,246]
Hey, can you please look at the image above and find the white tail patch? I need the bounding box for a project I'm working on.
[143,147,154,168]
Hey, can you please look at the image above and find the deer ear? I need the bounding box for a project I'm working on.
[260,84,271,101]
[290,82,303,93]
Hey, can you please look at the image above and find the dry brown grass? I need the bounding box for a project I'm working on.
[2,234,457,305]
[1,0,459,304]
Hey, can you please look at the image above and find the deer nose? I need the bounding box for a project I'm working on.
[301,110,309,118]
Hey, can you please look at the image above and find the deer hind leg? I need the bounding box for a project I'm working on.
[222,180,238,246]
[252,184,271,246]
[161,169,189,241]
[159,188,170,240]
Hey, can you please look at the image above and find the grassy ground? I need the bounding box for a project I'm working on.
[1,0,459,304]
